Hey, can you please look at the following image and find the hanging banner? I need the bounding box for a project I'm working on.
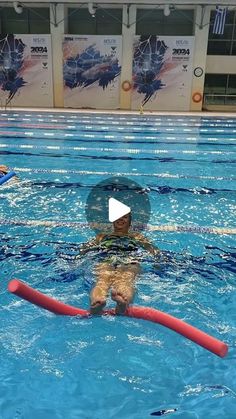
[131,36,194,111]
[0,34,53,108]
[63,35,122,109]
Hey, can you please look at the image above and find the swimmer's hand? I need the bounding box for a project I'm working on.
[133,232,160,256]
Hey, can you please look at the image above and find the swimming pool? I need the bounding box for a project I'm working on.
[0,111,235,418]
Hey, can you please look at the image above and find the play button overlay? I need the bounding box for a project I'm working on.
[109,198,130,222]
[85,176,150,233]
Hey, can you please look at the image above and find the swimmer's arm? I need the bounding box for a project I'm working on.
[133,233,160,256]
[78,233,105,255]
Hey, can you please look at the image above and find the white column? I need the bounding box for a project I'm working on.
[120,5,136,110]
[190,5,211,111]
[50,4,65,108]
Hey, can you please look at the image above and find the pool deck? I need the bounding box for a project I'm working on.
[2,107,236,118]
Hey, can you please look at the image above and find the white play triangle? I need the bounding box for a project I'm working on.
[108,198,130,222]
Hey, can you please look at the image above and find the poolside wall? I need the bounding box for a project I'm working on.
[0,2,235,112]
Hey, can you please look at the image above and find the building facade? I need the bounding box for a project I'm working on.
[0,1,235,111]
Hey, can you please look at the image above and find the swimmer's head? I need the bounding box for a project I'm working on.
[113,212,131,232]
[0,165,8,174]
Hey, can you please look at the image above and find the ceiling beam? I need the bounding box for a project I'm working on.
[0,1,236,6]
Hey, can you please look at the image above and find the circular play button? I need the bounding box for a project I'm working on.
[85,176,151,234]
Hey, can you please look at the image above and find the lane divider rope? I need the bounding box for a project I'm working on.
[1,130,236,143]
[0,143,235,156]
[11,167,236,182]
[1,114,236,126]
[0,218,235,235]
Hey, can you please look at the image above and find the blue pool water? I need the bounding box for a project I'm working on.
[0,111,236,419]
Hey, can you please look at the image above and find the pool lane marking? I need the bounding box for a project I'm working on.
[1,123,236,135]
[11,167,236,181]
[1,120,236,129]
[0,218,235,235]
[1,143,236,156]
[1,114,236,125]
[1,130,236,144]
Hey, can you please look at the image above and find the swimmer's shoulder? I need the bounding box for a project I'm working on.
[95,232,109,243]
[129,232,146,241]
[95,232,122,243]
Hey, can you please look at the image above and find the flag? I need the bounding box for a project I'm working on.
[212,6,227,35]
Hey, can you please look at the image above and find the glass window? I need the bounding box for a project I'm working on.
[204,74,227,94]
[225,10,235,24]
[232,42,236,54]
[226,73,236,104]
[209,24,233,40]
[68,8,96,35]
[207,41,232,55]
[96,9,122,35]
[136,9,194,36]
[204,74,236,105]
[209,9,235,38]
[68,8,122,35]
[1,7,29,33]
[225,96,236,105]
[28,8,50,34]
[227,75,236,95]
[208,10,236,55]
[0,7,50,34]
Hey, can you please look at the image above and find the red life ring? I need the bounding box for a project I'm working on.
[192,92,203,103]
[122,80,132,92]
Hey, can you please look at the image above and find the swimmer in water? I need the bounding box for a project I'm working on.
[0,165,9,177]
[80,213,159,315]
[0,165,18,183]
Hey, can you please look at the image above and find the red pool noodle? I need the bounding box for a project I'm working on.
[8,279,228,358]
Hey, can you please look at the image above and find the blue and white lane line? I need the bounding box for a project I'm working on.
[0,143,235,156]
[1,130,236,143]
[11,167,236,182]
[0,218,235,235]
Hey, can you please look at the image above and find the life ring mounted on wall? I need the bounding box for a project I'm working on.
[192,92,203,103]
[122,80,132,92]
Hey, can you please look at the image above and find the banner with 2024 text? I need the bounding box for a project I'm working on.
[0,34,53,107]
[63,35,122,110]
[131,36,195,111]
